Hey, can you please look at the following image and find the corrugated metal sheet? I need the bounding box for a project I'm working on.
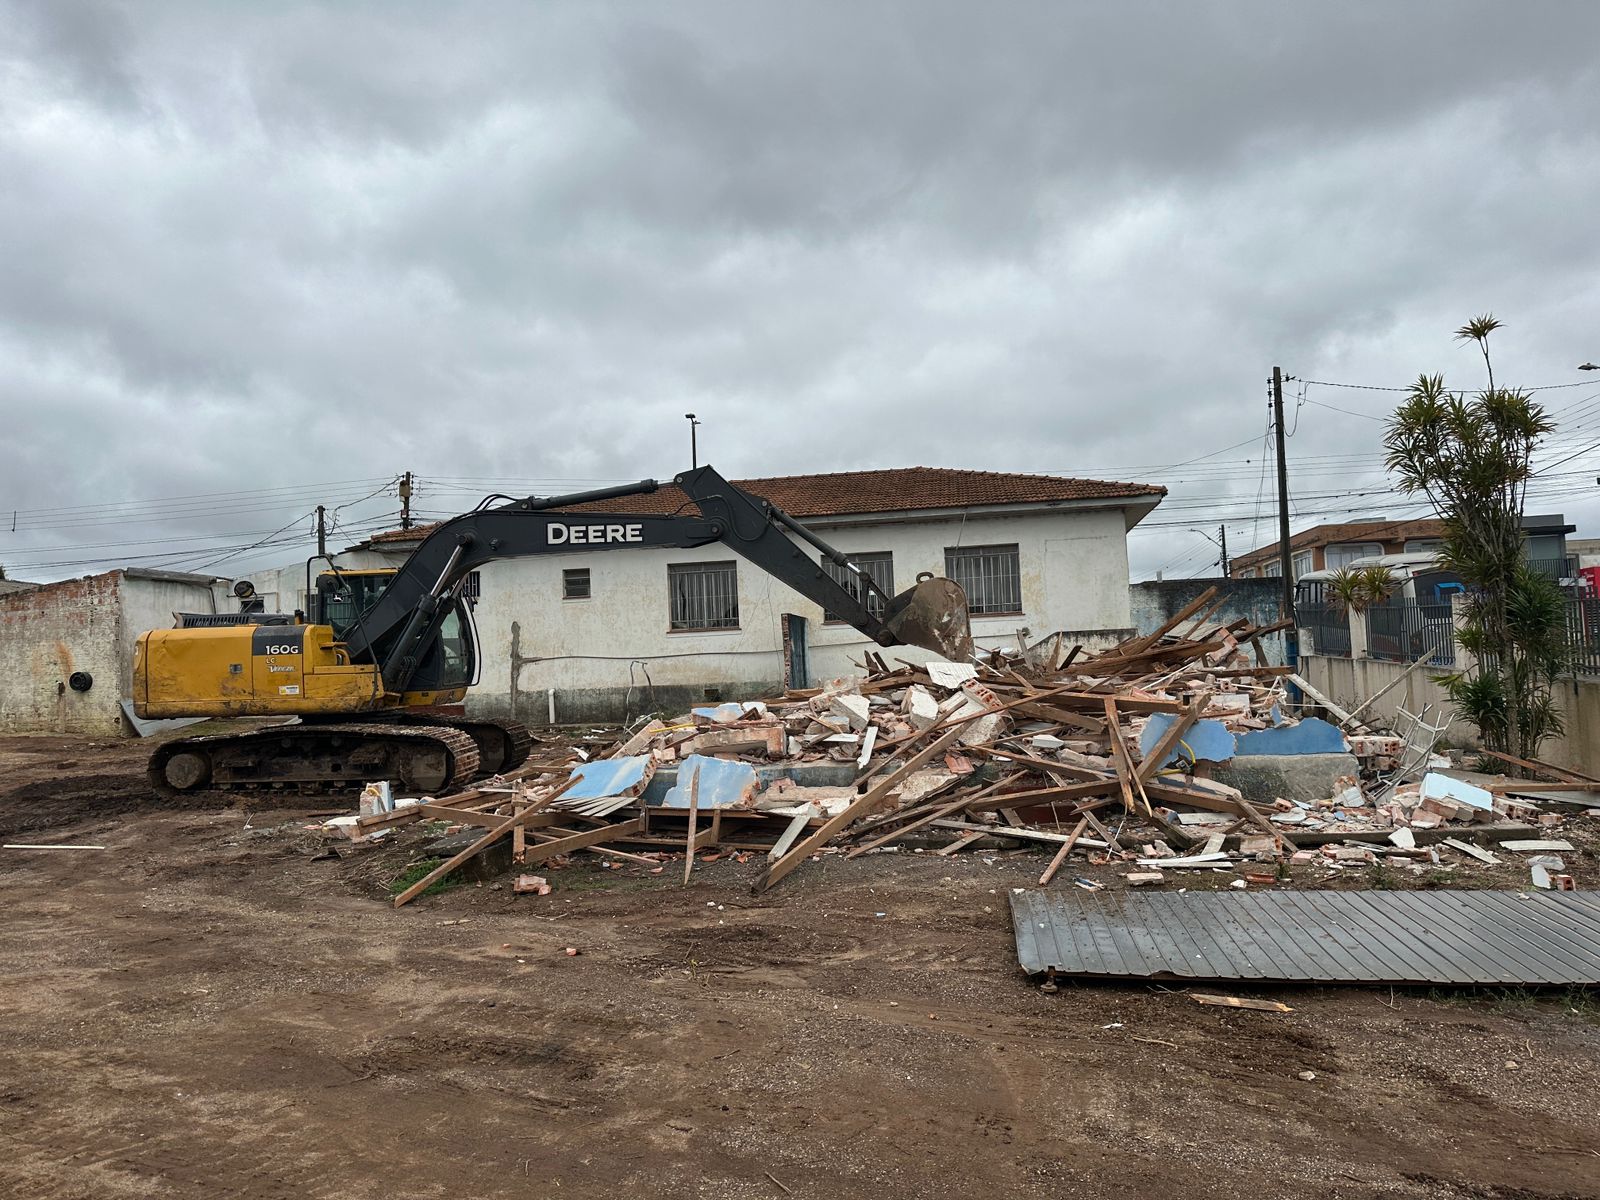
[1010,889,1600,986]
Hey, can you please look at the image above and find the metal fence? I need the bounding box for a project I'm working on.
[1565,597,1600,675]
[1298,600,1351,657]
[1367,600,1455,666]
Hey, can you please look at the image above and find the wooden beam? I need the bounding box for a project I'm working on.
[519,817,646,868]
[393,776,578,907]
[1103,697,1142,814]
[1134,694,1209,785]
[756,724,967,891]
[1038,817,1089,886]
[1478,748,1600,786]
[683,761,701,885]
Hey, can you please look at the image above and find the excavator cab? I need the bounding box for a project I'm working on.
[312,568,480,693]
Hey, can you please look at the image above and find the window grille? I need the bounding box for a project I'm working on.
[669,561,739,630]
[944,544,1022,615]
[822,552,893,622]
[562,568,590,600]
[461,570,481,600]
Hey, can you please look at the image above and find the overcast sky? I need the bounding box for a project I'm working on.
[3,1,1599,586]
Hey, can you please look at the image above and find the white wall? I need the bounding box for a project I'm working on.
[473,506,1134,722]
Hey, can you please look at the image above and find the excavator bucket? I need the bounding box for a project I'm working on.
[882,575,975,663]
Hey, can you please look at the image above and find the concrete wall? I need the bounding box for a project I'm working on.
[0,571,126,735]
[1129,576,1286,664]
[0,570,230,736]
[1299,650,1600,777]
[1296,652,1478,746]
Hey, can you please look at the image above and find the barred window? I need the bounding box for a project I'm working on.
[669,561,739,630]
[563,568,590,600]
[822,552,894,622]
[945,544,1022,615]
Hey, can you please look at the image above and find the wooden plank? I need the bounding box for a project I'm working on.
[1287,672,1366,730]
[1487,780,1600,794]
[935,830,989,856]
[1134,695,1209,785]
[756,724,968,891]
[607,719,667,760]
[393,775,578,907]
[1103,698,1142,814]
[767,810,815,862]
[931,819,1110,850]
[519,816,646,868]
[1038,817,1089,885]
[1116,587,1220,658]
[1478,748,1600,786]
[1236,796,1299,853]
[1442,837,1502,865]
[961,780,1117,810]
[683,761,702,885]
[416,803,566,831]
[856,726,878,770]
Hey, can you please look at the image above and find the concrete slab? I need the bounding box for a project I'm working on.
[563,756,654,801]
[1212,752,1361,804]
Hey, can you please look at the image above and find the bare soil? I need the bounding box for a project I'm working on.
[3,731,1599,1200]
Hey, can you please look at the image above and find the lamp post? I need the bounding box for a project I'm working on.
[685,413,701,469]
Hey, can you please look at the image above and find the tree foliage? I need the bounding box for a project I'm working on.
[1326,564,1399,615]
[1382,315,1566,757]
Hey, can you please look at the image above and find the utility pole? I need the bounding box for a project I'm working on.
[685,413,701,469]
[399,471,413,530]
[316,505,327,558]
[1217,524,1229,576]
[1272,367,1295,618]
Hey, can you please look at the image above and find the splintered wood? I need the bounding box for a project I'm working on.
[371,588,1302,901]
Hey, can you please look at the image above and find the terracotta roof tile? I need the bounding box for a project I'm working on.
[371,467,1165,543]
[1232,518,1446,570]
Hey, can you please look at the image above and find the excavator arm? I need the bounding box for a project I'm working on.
[341,465,974,695]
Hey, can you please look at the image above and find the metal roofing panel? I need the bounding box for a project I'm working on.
[1009,889,1600,986]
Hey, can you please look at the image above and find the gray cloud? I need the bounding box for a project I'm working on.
[3,1,1599,583]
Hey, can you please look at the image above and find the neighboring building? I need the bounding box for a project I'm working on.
[0,569,232,735]
[253,466,1165,725]
[0,578,41,596]
[1231,514,1576,582]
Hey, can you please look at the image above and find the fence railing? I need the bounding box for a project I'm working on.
[1565,597,1600,675]
[1367,600,1455,666]
[1298,601,1351,658]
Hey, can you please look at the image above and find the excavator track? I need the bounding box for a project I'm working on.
[148,723,481,800]
[379,715,533,776]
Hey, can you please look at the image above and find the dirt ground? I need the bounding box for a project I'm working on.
[3,732,1600,1200]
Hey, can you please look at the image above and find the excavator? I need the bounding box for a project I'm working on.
[132,466,975,797]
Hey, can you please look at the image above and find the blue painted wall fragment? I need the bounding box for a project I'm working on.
[563,756,652,801]
[1235,717,1348,757]
[657,755,759,809]
[1139,714,1236,768]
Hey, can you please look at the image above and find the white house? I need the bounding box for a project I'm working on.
[252,467,1165,725]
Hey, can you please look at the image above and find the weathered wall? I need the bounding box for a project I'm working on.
[1129,577,1287,664]
[1526,676,1600,777]
[0,571,231,736]
[0,572,125,735]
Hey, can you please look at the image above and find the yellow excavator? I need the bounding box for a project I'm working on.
[133,466,975,798]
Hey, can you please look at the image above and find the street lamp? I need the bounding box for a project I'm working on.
[685,413,701,469]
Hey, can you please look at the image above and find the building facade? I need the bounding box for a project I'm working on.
[254,467,1165,725]
[1231,514,1576,582]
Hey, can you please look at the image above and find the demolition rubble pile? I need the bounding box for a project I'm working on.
[336,587,1579,905]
